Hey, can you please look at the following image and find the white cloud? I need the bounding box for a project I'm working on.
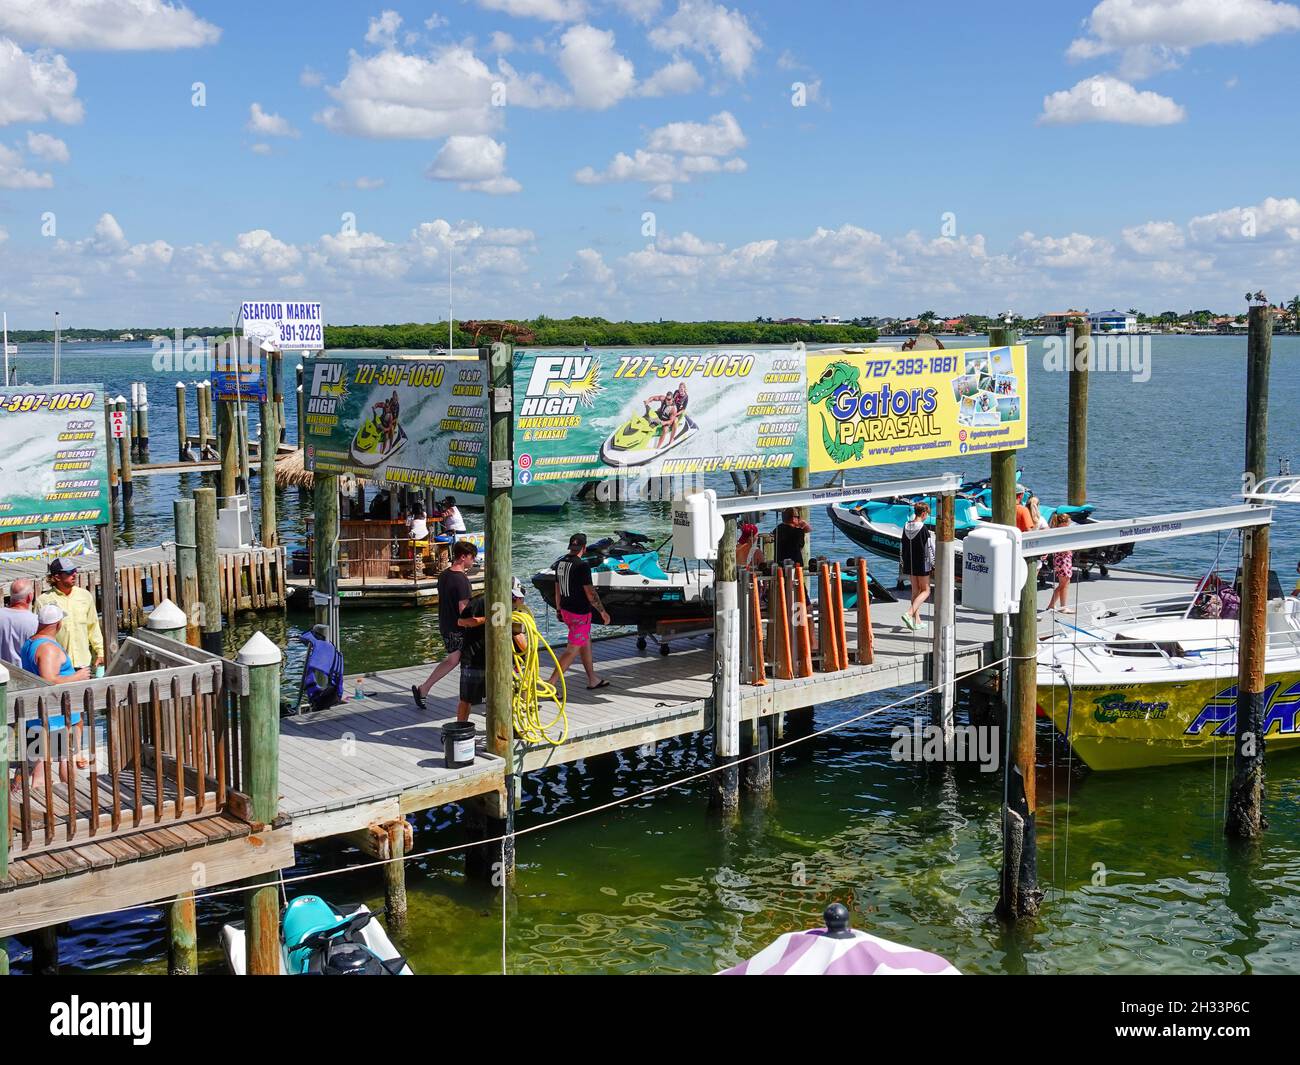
[249,142,272,156]
[656,231,724,255]
[300,66,324,88]
[426,134,521,194]
[352,175,386,190]
[0,40,83,126]
[561,247,615,291]
[0,141,51,188]
[1122,219,1185,255]
[648,0,761,79]
[365,11,403,48]
[611,0,662,21]
[646,110,744,154]
[489,31,518,52]
[638,57,702,97]
[25,130,68,162]
[247,102,300,138]
[558,24,636,109]
[425,13,450,30]
[476,0,586,20]
[1068,0,1300,69]
[0,0,220,50]
[1039,76,1185,125]
[1188,197,1300,243]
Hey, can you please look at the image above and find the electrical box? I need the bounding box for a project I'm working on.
[672,489,722,560]
[217,494,253,550]
[960,525,1026,614]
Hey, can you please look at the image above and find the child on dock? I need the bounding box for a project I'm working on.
[1045,511,1074,613]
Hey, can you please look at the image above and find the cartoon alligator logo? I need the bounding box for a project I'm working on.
[809,360,865,463]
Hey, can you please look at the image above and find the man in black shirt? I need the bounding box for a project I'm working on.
[547,533,611,691]
[773,507,811,566]
[454,579,530,720]
[411,540,477,709]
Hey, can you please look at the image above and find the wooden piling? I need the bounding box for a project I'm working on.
[711,517,741,816]
[115,395,134,509]
[988,326,1017,706]
[174,498,200,646]
[238,405,251,496]
[218,400,238,501]
[273,351,287,444]
[313,473,339,639]
[175,381,189,460]
[997,553,1041,920]
[931,492,957,739]
[104,394,119,513]
[167,893,198,975]
[194,487,223,656]
[295,363,305,447]
[1068,317,1090,506]
[384,819,408,932]
[259,397,277,548]
[1227,304,1272,839]
[854,557,874,664]
[135,381,150,465]
[238,632,282,975]
[196,382,212,457]
[792,465,810,567]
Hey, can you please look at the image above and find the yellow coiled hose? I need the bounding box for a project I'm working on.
[511,609,568,746]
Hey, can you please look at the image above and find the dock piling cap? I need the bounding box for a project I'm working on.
[237,631,283,666]
[146,598,187,631]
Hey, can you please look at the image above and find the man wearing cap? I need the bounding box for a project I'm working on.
[0,577,38,668]
[35,557,105,675]
[20,604,89,683]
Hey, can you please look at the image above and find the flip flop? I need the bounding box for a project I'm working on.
[587,679,611,690]
[901,613,916,630]
[411,685,427,710]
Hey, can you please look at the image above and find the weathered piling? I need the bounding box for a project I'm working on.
[1227,304,1272,839]
[987,326,1017,703]
[384,819,408,932]
[997,552,1041,920]
[175,381,189,460]
[238,405,251,496]
[792,465,810,566]
[313,473,339,640]
[218,400,238,501]
[259,397,277,548]
[295,363,304,447]
[173,498,200,646]
[115,395,134,509]
[194,487,223,655]
[238,632,283,975]
[104,394,119,513]
[931,492,957,741]
[483,342,517,880]
[1068,317,1091,506]
[196,381,212,457]
[711,517,741,816]
[133,381,150,465]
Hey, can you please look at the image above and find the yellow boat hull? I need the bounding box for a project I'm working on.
[1039,671,1300,771]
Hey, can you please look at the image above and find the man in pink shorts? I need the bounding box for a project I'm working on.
[547,533,611,691]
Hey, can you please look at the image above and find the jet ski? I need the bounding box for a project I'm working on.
[531,531,714,635]
[221,896,412,975]
[349,411,408,469]
[600,410,700,468]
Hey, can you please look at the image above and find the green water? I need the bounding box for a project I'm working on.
[8,336,1300,975]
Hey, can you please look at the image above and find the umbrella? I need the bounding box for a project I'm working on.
[720,904,960,976]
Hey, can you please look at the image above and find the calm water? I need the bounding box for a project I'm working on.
[6,335,1300,975]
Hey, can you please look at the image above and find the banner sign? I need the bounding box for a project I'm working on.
[210,337,267,402]
[806,345,1029,472]
[303,357,488,494]
[512,349,807,483]
[240,300,323,351]
[0,383,110,530]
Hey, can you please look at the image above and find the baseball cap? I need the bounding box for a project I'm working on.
[48,557,78,576]
[511,577,525,599]
[37,604,65,626]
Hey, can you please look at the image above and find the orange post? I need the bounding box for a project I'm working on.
[817,562,839,673]
[794,566,814,678]
[750,572,766,685]
[832,563,850,670]
[855,557,874,664]
[772,568,794,680]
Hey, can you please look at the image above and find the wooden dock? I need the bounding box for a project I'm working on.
[277,567,1195,841]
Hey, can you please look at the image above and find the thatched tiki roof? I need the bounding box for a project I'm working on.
[275,447,313,489]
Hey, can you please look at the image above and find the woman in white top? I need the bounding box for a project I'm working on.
[438,496,467,538]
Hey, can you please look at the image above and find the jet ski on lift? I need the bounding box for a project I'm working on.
[531,531,714,654]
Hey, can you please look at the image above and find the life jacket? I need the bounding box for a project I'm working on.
[299,628,344,712]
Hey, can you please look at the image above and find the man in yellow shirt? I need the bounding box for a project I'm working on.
[35,557,105,672]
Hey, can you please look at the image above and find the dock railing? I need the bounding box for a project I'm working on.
[4,632,249,858]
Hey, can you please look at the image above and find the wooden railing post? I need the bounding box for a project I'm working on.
[237,631,282,975]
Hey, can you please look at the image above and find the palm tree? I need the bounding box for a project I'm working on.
[1288,295,1300,332]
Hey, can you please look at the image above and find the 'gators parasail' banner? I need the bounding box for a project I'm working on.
[303,357,488,494]
[512,349,807,483]
[806,345,1029,473]
[0,383,111,530]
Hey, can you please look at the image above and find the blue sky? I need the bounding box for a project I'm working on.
[1,0,1298,327]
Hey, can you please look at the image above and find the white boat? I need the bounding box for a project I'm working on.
[1037,589,1300,771]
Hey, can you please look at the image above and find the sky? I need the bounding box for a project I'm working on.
[0,0,1298,328]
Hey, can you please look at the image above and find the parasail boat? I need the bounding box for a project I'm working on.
[1036,585,1300,771]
